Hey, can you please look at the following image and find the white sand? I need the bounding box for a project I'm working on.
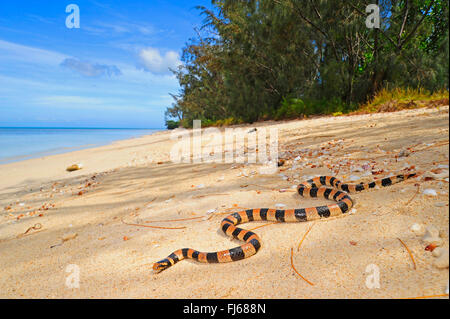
[0,106,448,298]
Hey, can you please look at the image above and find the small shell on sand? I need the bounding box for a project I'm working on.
[66,164,83,172]
[432,246,446,258]
[410,223,426,237]
[433,247,449,269]
[421,225,444,247]
[434,202,447,207]
[422,170,449,180]
[422,189,437,196]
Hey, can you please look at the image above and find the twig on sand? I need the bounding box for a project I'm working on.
[404,294,449,299]
[397,237,417,270]
[247,184,276,190]
[297,223,315,251]
[16,223,43,238]
[418,140,449,152]
[290,247,314,286]
[248,222,278,231]
[121,218,186,230]
[144,216,204,223]
[405,184,420,206]
[193,193,230,199]
[24,223,42,235]
[205,208,252,221]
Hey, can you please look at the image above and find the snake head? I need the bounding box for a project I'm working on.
[152,259,171,273]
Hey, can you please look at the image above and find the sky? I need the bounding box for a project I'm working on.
[0,0,213,128]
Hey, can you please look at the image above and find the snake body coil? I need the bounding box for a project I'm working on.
[153,173,416,273]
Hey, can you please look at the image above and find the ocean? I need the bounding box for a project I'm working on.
[0,127,161,164]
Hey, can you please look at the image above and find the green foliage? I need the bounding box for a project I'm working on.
[214,117,241,126]
[274,97,352,120]
[275,98,306,120]
[165,120,179,130]
[165,0,449,127]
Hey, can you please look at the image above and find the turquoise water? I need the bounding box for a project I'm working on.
[0,128,161,164]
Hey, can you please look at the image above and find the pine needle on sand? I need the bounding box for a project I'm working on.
[290,247,314,286]
[397,237,417,270]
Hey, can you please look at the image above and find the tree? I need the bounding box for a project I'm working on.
[164,0,449,128]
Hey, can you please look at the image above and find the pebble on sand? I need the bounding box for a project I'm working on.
[433,247,449,269]
[422,225,444,247]
[410,223,426,237]
[66,164,83,172]
[422,189,437,196]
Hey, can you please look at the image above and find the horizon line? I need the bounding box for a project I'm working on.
[0,126,166,130]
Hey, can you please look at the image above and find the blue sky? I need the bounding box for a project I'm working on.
[0,0,212,128]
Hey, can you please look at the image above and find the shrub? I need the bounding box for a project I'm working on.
[165,120,180,130]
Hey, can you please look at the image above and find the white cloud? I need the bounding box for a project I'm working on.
[35,95,105,106]
[33,95,149,112]
[0,39,67,65]
[60,58,122,77]
[138,47,181,74]
[84,21,156,36]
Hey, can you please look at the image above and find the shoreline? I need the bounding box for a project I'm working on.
[0,106,448,298]
[0,128,164,166]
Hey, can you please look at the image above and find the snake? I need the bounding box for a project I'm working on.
[153,173,416,273]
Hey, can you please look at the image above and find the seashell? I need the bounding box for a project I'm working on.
[432,246,445,257]
[422,225,444,247]
[433,248,449,269]
[66,164,83,172]
[423,170,449,180]
[351,166,363,173]
[422,189,437,196]
[398,149,410,157]
[410,223,426,236]
[435,202,447,207]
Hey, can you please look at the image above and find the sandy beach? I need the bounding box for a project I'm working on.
[0,106,448,299]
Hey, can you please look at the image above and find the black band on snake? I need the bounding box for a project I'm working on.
[153,173,416,273]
